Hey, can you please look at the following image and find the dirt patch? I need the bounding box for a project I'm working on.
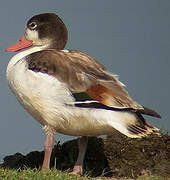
[104,132,170,178]
[1,132,170,178]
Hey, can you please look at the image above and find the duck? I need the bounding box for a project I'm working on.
[6,13,161,175]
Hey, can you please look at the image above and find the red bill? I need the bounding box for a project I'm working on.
[6,35,33,52]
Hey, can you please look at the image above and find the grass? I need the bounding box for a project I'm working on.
[0,168,168,180]
[0,168,89,180]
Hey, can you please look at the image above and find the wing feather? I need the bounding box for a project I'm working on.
[27,49,143,110]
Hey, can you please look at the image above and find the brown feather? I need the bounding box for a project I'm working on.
[86,84,114,106]
[138,106,161,118]
[86,84,143,109]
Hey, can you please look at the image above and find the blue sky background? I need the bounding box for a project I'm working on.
[0,0,169,161]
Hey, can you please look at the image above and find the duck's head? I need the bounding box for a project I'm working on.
[6,13,68,52]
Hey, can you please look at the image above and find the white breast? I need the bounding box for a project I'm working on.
[6,46,75,128]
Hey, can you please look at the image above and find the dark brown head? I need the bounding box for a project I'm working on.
[6,13,68,52]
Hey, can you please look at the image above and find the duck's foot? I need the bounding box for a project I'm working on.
[71,165,83,175]
[41,167,50,172]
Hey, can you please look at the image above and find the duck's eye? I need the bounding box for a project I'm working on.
[29,22,37,30]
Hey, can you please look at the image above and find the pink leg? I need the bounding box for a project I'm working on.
[42,132,54,170]
[71,136,88,175]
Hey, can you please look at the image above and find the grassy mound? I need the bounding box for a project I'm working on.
[1,132,170,179]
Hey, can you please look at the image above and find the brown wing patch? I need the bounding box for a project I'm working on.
[86,84,144,109]
[87,84,111,105]
[86,84,123,107]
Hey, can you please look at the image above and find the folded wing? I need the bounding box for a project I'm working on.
[27,49,161,117]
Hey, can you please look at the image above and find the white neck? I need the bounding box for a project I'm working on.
[6,45,48,73]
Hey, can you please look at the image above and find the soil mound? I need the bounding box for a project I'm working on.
[1,132,170,178]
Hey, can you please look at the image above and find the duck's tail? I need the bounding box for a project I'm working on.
[108,111,159,138]
[138,106,161,118]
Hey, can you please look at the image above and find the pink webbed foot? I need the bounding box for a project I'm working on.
[71,165,83,175]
